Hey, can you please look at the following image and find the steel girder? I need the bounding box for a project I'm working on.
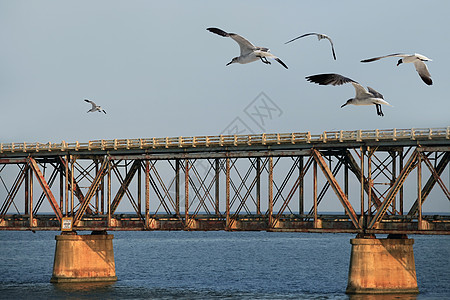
[0,144,448,233]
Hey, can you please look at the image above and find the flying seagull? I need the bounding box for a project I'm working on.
[305,73,392,117]
[206,27,288,69]
[361,53,432,85]
[84,99,106,114]
[285,33,336,60]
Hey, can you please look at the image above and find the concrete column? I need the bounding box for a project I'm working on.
[51,232,117,283]
[346,236,418,294]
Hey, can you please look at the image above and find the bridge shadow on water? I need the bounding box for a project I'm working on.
[53,281,115,293]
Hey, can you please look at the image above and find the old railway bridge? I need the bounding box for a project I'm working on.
[0,127,449,293]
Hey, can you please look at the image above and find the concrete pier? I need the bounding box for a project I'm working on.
[346,235,418,294]
[51,232,117,283]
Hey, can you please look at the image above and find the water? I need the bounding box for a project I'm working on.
[0,231,449,299]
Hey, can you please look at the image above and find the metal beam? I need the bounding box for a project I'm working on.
[185,159,189,228]
[27,158,63,222]
[0,165,27,217]
[58,157,92,215]
[268,157,273,228]
[73,158,108,226]
[109,149,311,161]
[226,158,230,229]
[408,152,450,215]
[312,149,361,229]
[110,160,141,213]
[368,150,419,229]
[345,150,382,208]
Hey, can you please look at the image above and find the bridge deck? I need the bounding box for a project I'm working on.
[1,127,449,157]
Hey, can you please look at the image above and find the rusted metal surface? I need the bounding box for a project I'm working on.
[27,158,63,221]
[368,151,419,229]
[408,152,450,215]
[312,149,361,229]
[110,160,141,213]
[0,128,449,234]
[73,158,108,226]
[1,214,449,234]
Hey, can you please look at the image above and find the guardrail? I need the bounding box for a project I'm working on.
[1,127,449,154]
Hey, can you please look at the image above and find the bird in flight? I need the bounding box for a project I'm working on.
[285,32,336,60]
[207,27,288,69]
[305,73,392,117]
[361,53,432,85]
[84,99,106,114]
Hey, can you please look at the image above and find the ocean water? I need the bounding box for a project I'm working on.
[0,231,449,299]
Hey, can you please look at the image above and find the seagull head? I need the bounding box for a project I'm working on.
[341,99,353,108]
[396,59,403,66]
[226,57,239,66]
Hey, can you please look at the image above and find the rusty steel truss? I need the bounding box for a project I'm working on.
[0,127,449,234]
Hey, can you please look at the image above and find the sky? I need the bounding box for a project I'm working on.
[1,0,449,144]
[0,1,449,213]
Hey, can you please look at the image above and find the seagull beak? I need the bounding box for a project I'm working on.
[341,103,347,108]
[226,61,232,66]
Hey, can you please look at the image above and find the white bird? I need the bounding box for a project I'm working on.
[285,32,336,60]
[84,99,106,114]
[361,53,432,85]
[207,27,288,69]
[305,73,392,117]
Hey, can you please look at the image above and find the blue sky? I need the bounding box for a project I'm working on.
[1,0,449,143]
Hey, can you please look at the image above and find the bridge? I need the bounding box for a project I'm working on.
[1,127,449,293]
[1,127,449,234]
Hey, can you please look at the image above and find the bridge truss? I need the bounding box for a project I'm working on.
[0,128,449,234]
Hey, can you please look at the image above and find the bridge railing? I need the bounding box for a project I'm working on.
[1,127,449,154]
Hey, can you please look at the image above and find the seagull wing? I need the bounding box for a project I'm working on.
[413,60,433,85]
[285,32,336,60]
[228,33,256,55]
[351,82,371,99]
[360,53,407,63]
[255,51,288,69]
[305,73,356,86]
[274,58,288,69]
[207,27,229,37]
[367,86,384,99]
[284,32,317,44]
[84,99,96,109]
[322,35,337,60]
[207,27,255,56]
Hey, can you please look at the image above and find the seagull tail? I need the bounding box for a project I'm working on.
[380,100,393,107]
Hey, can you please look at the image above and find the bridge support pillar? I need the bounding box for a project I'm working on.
[51,231,117,283]
[346,235,418,294]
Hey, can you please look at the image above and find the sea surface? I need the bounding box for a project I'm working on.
[0,231,449,299]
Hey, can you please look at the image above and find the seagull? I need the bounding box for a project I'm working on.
[305,73,392,117]
[84,99,106,114]
[207,27,288,69]
[285,33,336,60]
[361,53,432,85]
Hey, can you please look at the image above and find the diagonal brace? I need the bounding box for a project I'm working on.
[111,160,141,214]
[408,152,450,215]
[28,157,63,222]
[58,157,92,214]
[368,150,419,229]
[312,149,361,229]
[345,150,382,208]
[73,157,109,225]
